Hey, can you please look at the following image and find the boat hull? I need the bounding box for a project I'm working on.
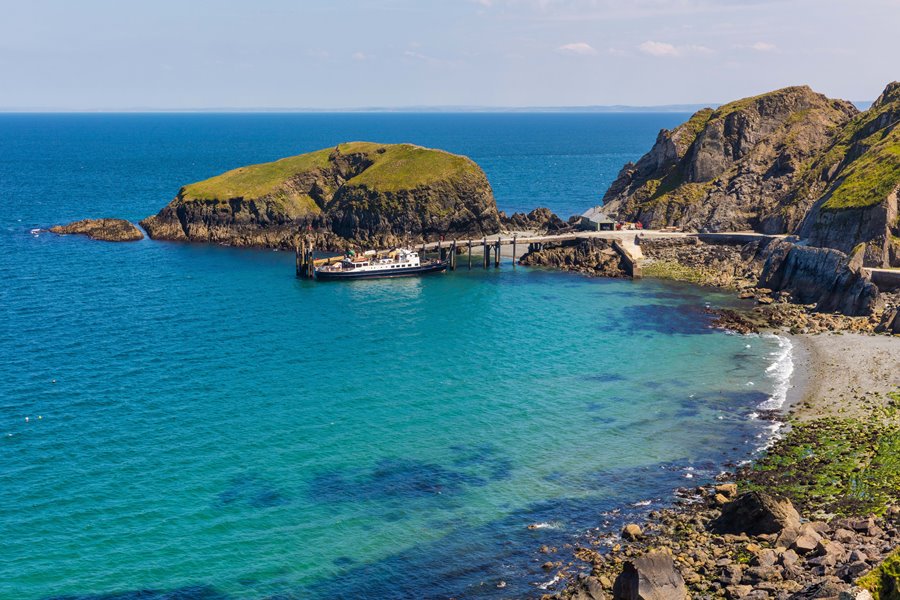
[315,262,447,281]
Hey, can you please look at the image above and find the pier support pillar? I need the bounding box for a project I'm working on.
[467,240,472,270]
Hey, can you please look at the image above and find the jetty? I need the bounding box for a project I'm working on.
[294,230,689,279]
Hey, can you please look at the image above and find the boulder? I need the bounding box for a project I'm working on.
[570,575,608,600]
[710,491,801,536]
[612,552,688,600]
[622,524,643,541]
[716,483,739,499]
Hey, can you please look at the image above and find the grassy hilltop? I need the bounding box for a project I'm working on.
[141,142,500,249]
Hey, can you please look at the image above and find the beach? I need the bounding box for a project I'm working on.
[787,333,900,421]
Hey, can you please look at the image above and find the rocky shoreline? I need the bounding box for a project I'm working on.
[535,326,900,599]
[519,235,900,336]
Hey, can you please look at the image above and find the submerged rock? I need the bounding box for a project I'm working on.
[49,218,143,242]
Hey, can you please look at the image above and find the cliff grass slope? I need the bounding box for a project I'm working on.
[141,142,501,249]
[603,82,900,267]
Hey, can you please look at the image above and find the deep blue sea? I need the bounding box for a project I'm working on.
[0,114,792,599]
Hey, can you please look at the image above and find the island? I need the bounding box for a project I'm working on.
[140,142,502,250]
[49,218,144,242]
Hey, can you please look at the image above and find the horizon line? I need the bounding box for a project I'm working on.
[0,100,874,114]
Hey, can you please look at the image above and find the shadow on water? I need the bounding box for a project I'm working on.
[309,445,513,506]
[616,303,717,335]
[45,395,772,600]
[48,586,227,600]
[216,474,290,509]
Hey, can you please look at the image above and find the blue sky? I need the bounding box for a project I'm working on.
[0,0,896,109]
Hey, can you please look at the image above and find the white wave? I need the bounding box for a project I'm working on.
[527,521,562,530]
[631,499,652,507]
[757,334,794,411]
[538,574,562,590]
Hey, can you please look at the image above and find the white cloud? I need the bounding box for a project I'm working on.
[352,52,370,61]
[638,41,713,57]
[557,42,597,55]
[750,41,777,52]
[638,41,679,57]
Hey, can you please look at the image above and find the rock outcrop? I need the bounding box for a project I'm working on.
[141,142,501,250]
[49,218,144,242]
[798,82,900,267]
[518,238,628,278]
[602,86,857,234]
[756,239,881,316]
[500,207,571,233]
[602,82,900,268]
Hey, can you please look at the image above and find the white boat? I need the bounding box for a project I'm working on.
[314,248,447,280]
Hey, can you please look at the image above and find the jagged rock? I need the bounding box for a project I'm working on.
[612,552,688,600]
[501,207,570,233]
[141,142,501,250]
[756,239,880,316]
[602,86,857,234]
[49,218,143,242]
[570,575,608,600]
[518,239,628,277]
[712,492,801,536]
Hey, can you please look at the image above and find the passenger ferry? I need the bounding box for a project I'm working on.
[314,248,447,280]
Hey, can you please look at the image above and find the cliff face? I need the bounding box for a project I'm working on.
[602,86,857,234]
[603,83,900,267]
[141,142,501,249]
[755,240,880,316]
[798,82,900,266]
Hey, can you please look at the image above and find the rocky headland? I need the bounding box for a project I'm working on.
[49,218,144,242]
[601,82,900,270]
[525,82,900,600]
[140,142,502,250]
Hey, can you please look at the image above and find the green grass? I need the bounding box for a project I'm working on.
[741,415,900,516]
[178,142,479,210]
[822,128,900,209]
[183,148,332,202]
[709,86,813,120]
[674,108,713,147]
[859,547,900,600]
[345,144,479,192]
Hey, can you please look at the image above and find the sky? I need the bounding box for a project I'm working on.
[0,0,897,110]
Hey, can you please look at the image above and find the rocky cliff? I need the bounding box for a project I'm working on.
[798,82,900,267]
[602,82,900,268]
[141,142,501,250]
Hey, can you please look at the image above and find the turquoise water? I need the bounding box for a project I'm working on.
[0,114,786,599]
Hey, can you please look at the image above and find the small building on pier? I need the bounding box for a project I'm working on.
[579,207,616,231]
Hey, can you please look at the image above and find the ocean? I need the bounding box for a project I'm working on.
[0,113,791,599]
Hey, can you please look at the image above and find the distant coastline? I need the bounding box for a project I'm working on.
[0,101,873,113]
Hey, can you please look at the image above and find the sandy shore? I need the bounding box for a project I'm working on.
[785,332,900,421]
